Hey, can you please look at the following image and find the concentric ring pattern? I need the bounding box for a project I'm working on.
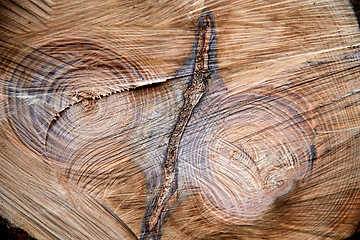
[6,39,162,157]
[179,88,315,221]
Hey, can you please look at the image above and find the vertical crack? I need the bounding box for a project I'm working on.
[140,9,215,240]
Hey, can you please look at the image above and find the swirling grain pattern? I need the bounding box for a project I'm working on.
[180,89,315,222]
[2,1,360,240]
[5,8,317,240]
[6,39,163,157]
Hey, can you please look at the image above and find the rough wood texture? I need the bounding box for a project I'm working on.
[1,0,360,239]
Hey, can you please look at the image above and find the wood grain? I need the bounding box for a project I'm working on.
[1,0,360,239]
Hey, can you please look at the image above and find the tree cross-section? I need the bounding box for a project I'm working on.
[1,0,360,239]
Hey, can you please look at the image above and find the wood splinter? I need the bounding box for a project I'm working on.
[141,10,214,240]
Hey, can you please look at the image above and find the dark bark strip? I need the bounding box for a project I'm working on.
[141,10,214,240]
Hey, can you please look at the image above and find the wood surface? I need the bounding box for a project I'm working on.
[1,0,360,239]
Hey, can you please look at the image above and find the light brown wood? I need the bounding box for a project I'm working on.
[1,0,360,239]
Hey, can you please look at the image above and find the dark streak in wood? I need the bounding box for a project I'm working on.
[140,9,215,240]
